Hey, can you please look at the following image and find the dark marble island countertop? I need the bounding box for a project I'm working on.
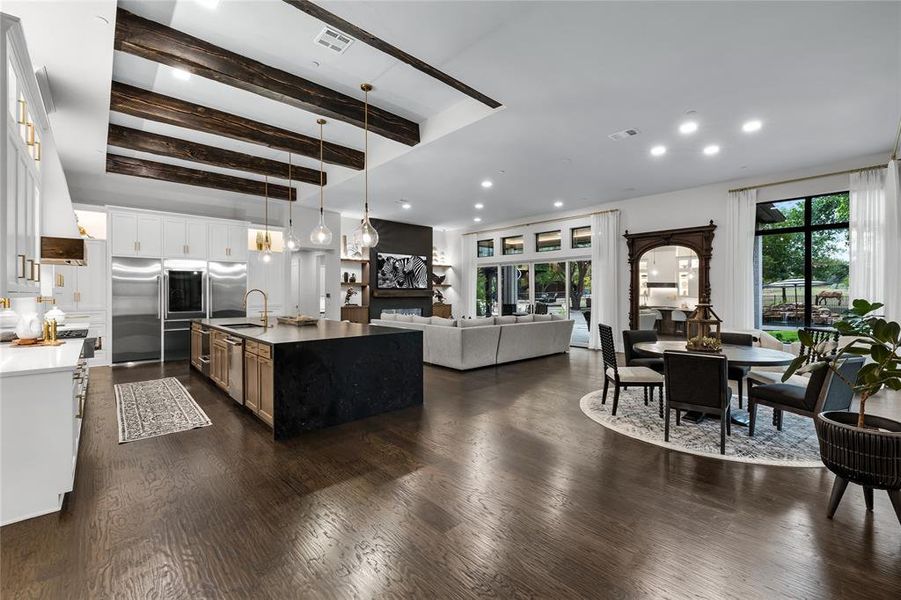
[193,317,414,345]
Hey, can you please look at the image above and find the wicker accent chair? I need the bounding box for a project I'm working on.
[663,351,732,455]
[599,324,664,417]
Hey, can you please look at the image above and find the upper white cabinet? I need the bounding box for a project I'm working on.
[2,14,44,295]
[109,212,161,257]
[51,240,107,312]
[247,249,285,316]
[163,217,207,259]
[208,222,247,262]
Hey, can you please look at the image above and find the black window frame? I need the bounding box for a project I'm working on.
[535,230,562,253]
[477,239,494,258]
[754,191,850,329]
[571,226,592,249]
[502,235,524,255]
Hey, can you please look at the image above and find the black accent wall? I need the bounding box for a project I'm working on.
[367,218,433,320]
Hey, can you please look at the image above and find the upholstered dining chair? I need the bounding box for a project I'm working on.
[748,327,841,386]
[622,330,664,373]
[599,324,664,417]
[747,356,864,436]
[663,350,733,455]
[719,332,754,409]
[671,310,688,335]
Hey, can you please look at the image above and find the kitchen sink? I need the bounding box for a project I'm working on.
[224,323,264,329]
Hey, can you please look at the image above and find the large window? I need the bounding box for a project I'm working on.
[535,230,561,252]
[755,192,849,336]
[572,226,591,249]
[476,266,498,316]
[502,235,524,255]
[477,239,494,257]
[501,264,530,314]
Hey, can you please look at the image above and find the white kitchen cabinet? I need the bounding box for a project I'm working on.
[51,240,107,312]
[246,250,285,316]
[109,212,161,257]
[208,222,247,261]
[163,217,207,259]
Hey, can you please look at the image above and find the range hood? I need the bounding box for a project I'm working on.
[41,236,86,266]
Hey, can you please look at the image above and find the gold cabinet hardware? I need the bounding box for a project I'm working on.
[16,98,27,124]
[33,262,40,282]
[25,122,35,146]
[56,272,64,287]
[76,392,86,418]
[32,141,41,161]
[17,254,26,278]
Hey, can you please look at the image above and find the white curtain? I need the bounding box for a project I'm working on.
[459,233,477,318]
[849,167,887,308]
[589,210,620,350]
[883,160,900,322]
[723,189,757,330]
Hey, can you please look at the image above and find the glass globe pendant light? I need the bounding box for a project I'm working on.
[351,83,379,250]
[259,176,273,264]
[310,118,333,245]
[284,152,301,252]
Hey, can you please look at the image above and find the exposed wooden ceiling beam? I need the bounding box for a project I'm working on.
[106,154,297,201]
[283,0,502,109]
[115,8,420,146]
[110,82,364,170]
[107,124,325,186]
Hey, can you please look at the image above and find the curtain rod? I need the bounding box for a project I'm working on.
[467,208,619,237]
[728,163,887,194]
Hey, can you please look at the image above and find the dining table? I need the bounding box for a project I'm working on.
[633,340,796,425]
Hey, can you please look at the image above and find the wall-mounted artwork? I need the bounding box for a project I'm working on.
[376,253,428,289]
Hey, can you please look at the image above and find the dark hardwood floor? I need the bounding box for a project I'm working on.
[2,349,899,598]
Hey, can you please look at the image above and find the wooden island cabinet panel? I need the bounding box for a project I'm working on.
[243,340,272,427]
[244,349,259,413]
[258,356,274,426]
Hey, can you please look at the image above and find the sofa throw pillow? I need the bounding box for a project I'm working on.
[411,316,432,324]
[396,314,414,323]
[533,314,553,322]
[430,316,457,327]
[460,317,495,328]
[380,312,397,321]
[515,315,534,323]
[495,316,517,325]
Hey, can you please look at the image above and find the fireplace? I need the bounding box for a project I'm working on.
[379,308,423,317]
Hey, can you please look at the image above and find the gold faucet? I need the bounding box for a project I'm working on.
[242,288,271,328]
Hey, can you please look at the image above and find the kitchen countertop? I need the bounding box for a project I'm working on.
[194,318,419,345]
[0,339,83,378]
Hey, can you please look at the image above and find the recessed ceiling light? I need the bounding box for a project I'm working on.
[703,144,720,156]
[650,145,667,157]
[473,217,482,223]
[474,203,484,209]
[481,180,493,189]
[553,200,564,208]
[679,121,698,135]
[401,202,411,210]
[172,68,191,81]
[742,119,762,133]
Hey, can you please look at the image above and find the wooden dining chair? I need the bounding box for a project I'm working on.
[599,324,664,417]
[663,350,732,455]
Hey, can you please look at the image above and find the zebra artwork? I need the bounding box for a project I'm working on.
[376,253,429,289]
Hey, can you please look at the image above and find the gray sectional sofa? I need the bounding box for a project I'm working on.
[370,313,575,370]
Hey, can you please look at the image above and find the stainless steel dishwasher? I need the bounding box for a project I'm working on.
[225,335,244,404]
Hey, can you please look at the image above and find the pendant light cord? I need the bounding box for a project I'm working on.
[264,176,269,246]
[287,152,293,227]
[319,119,325,218]
[363,86,369,216]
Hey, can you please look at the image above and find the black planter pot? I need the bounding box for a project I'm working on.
[815,411,901,524]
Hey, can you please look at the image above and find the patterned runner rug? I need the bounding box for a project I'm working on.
[579,388,822,467]
[115,378,211,444]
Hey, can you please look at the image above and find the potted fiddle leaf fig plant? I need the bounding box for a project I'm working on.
[782,299,901,523]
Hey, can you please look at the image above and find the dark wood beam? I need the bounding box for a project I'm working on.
[115,8,420,146]
[106,154,297,201]
[109,81,364,170]
[283,0,502,109]
[107,124,325,186]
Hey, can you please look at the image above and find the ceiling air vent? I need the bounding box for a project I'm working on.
[608,128,640,141]
[314,27,354,54]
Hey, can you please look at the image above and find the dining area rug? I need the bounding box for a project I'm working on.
[115,378,211,444]
[579,389,823,467]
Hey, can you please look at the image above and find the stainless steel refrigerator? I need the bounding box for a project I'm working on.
[111,258,162,363]
[209,261,248,318]
[163,259,207,361]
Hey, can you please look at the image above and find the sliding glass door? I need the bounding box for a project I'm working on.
[476,266,498,317]
[500,264,531,315]
[534,262,567,318]
[569,260,591,347]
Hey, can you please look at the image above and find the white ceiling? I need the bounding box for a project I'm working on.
[6,1,900,230]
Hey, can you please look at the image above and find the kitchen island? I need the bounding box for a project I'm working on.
[192,318,423,440]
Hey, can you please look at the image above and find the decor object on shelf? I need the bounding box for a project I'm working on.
[434,288,445,304]
[310,119,333,246]
[430,272,446,286]
[284,152,300,252]
[432,303,452,319]
[43,299,66,326]
[685,298,722,342]
[259,177,273,263]
[349,273,356,283]
[377,253,428,289]
[781,299,901,523]
[343,272,349,283]
[344,288,358,306]
[350,83,379,250]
